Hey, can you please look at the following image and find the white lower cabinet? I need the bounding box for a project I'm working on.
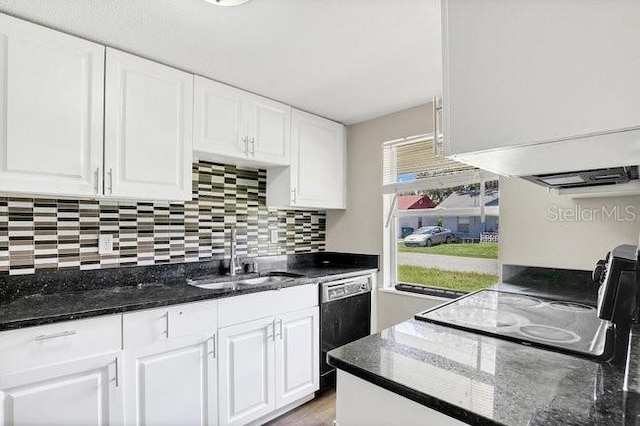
[0,315,123,426]
[218,317,275,426]
[123,334,217,426]
[218,306,319,426]
[0,289,320,426]
[275,308,319,408]
[122,301,219,426]
[0,352,122,426]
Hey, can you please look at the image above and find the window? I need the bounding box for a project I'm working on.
[457,217,470,234]
[383,135,500,297]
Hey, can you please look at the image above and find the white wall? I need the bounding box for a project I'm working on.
[500,176,640,270]
[326,103,434,254]
[376,290,447,331]
[326,103,435,330]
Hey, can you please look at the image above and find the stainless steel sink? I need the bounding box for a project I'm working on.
[186,271,305,290]
[238,276,294,286]
[186,278,238,290]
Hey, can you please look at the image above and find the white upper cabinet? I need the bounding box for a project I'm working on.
[105,48,193,201]
[193,77,245,159]
[0,14,104,198]
[246,95,291,164]
[268,109,346,209]
[443,0,640,175]
[194,76,290,166]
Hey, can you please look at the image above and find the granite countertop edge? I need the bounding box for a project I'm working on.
[327,353,501,426]
[0,267,378,332]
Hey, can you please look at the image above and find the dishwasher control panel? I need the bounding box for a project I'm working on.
[321,275,372,303]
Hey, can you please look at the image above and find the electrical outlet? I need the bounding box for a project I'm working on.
[270,230,278,243]
[98,234,114,255]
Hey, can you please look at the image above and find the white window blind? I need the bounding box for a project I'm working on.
[382,135,497,195]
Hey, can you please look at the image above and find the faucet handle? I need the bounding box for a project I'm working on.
[243,261,259,274]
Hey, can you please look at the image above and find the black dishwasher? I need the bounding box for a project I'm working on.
[319,275,372,391]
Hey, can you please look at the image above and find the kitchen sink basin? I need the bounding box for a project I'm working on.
[186,271,305,290]
[186,278,238,290]
[239,276,294,286]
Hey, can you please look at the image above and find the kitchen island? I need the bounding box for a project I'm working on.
[328,266,635,426]
[329,318,627,425]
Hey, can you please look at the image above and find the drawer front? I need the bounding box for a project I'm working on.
[218,284,317,328]
[0,315,121,375]
[123,300,217,349]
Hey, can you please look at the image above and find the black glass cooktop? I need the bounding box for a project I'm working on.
[415,290,609,359]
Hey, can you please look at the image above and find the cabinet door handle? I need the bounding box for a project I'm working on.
[107,168,113,194]
[250,137,255,156]
[34,330,76,342]
[208,334,217,359]
[267,322,274,340]
[164,312,170,338]
[114,357,119,387]
[432,96,443,156]
[94,167,100,194]
[242,136,248,153]
[277,319,283,340]
[291,188,297,203]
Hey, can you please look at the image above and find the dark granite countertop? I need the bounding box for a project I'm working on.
[328,265,639,425]
[0,253,378,331]
[328,319,627,426]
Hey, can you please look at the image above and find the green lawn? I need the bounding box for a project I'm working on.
[398,265,499,293]
[398,242,499,259]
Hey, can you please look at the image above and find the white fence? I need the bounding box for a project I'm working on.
[480,232,499,243]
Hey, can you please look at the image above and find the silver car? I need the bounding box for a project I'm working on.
[403,226,455,247]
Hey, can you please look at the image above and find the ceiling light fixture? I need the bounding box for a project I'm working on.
[203,0,252,6]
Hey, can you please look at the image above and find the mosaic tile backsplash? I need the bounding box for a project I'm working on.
[0,161,326,275]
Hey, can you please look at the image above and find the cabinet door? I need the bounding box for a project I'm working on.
[443,0,640,156]
[291,109,346,209]
[104,48,193,201]
[193,76,246,159]
[123,335,217,426]
[0,14,104,198]
[275,307,319,409]
[0,352,122,426]
[218,317,275,426]
[245,94,291,165]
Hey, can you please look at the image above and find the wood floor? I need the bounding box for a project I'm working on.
[265,390,336,426]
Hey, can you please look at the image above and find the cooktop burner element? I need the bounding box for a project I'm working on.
[519,324,581,344]
[415,290,608,359]
[431,306,527,331]
[499,294,544,308]
[547,301,595,312]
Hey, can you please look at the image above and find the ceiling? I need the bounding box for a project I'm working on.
[0,0,442,125]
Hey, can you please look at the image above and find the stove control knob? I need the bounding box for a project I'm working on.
[593,260,606,283]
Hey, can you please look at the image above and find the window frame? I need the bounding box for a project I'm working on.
[382,134,500,295]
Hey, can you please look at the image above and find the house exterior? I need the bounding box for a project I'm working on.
[397,190,499,240]
[439,189,499,240]
[397,195,437,236]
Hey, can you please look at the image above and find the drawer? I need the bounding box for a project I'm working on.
[218,284,317,328]
[0,315,121,375]
[123,299,217,349]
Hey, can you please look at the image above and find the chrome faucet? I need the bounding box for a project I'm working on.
[228,226,242,276]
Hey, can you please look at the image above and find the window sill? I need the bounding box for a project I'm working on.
[378,286,456,301]
[392,283,465,299]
